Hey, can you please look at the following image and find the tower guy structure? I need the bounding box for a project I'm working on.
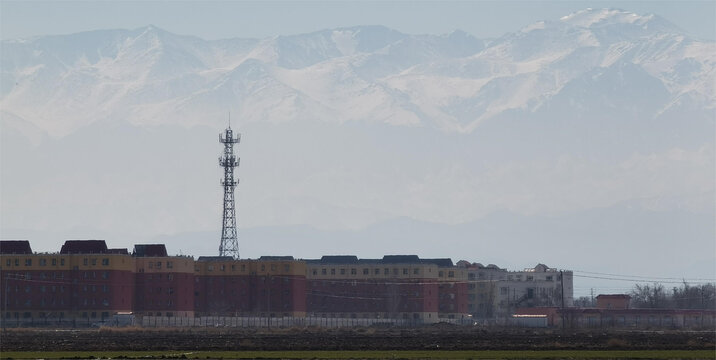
[218,125,241,258]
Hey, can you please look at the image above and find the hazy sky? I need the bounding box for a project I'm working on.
[2,1,715,41]
[1,0,714,297]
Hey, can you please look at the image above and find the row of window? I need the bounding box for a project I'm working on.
[11,298,111,307]
[144,273,174,281]
[311,267,429,276]
[4,258,112,267]
[201,264,291,272]
[147,261,173,269]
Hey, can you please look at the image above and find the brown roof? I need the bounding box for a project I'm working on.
[596,294,631,299]
[60,240,108,254]
[0,240,32,254]
[133,244,168,257]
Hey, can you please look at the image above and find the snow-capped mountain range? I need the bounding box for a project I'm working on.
[1,8,714,137]
[0,9,714,282]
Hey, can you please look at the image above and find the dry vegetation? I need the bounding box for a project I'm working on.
[1,326,714,352]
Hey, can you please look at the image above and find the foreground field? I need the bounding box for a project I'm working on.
[2,350,715,359]
[1,326,714,359]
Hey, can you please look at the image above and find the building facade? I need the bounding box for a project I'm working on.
[458,262,574,320]
[133,244,195,317]
[305,255,468,322]
[3,240,575,326]
[1,240,135,321]
[194,256,306,317]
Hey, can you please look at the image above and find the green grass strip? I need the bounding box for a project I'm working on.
[1,350,715,359]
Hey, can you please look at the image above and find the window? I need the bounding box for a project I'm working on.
[271,264,277,271]
[363,268,369,275]
[448,271,454,278]
[102,285,108,293]
[220,265,225,271]
[51,258,57,266]
[60,259,65,266]
[5,259,10,266]
[439,271,444,277]
[14,259,19,266]
[101,258,109,266]
[374,268,380,275]
[39,258,47,266]
[168,274,173,280]
[241,264,246,271]
[413,268,420,275]
[261,264,265,271]
[167,261,173,269]
[312,269,318,275]
[331,268,336,275]
[403,268,408,275]
[91,258,97,266]
[284,264,290,272]
[340,268,346,275]
[351,268,357,275]
[546,276,553,281]
[384,268,389,275]
[156,261,161,269]
[83,258,88,266]
[321,268,327,275]
[102,271,109,279]
[24,259,32,266]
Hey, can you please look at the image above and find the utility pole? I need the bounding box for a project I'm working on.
[560,270,565,331]
[3,273,8,331]
[590,288,594,307]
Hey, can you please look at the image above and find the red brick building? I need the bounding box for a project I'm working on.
[193,256,306,317]
[305,255,468,322]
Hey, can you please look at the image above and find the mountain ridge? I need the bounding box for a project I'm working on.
[2,8,713,138]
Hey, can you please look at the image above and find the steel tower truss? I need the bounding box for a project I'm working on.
[219,127,241,258]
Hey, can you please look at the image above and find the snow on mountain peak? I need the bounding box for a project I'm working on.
[0,10,712,138]
[561,8,642,26]
[558,8,679,34]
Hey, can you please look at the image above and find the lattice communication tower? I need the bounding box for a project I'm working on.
[218,125,241,258]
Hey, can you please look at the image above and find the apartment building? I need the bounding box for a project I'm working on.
[1,240,134,321]
[193,255,306,317]
[458,262,574,319]
[305,255,468,322]
[133,244,195,317]
[495,264,573,318]
[458,261,507,318]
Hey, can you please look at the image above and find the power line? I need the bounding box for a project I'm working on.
[572,270,716,282]
[573,274,715,284]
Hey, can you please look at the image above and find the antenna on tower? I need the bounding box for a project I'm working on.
[218,122,241,259]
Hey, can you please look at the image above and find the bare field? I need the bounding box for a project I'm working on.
[1,326,714,353]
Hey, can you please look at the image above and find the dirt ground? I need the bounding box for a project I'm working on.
[1,325,714,351]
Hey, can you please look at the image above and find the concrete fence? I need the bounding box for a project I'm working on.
[140,315,473,328]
